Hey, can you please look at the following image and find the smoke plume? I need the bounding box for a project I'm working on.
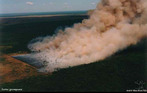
[28,0,147,72]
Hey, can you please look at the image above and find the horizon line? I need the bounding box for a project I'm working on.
[0,10,89,15]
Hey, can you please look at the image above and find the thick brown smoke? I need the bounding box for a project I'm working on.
[28,0,147,72]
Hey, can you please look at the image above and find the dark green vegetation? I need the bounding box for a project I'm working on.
[0,15,88,54]
[0,15,146,92]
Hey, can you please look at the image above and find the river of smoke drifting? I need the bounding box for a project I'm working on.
[28,0,147,72]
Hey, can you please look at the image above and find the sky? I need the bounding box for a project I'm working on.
[0,0,100,14]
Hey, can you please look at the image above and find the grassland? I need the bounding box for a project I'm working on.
[0,15,146,92]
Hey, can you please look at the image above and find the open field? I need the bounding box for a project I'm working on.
[0,15,146,92]
[0,53,42,84]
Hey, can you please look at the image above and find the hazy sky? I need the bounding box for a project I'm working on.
[0,0,100,14]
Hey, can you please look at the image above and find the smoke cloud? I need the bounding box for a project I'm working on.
[28,0,147,72]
